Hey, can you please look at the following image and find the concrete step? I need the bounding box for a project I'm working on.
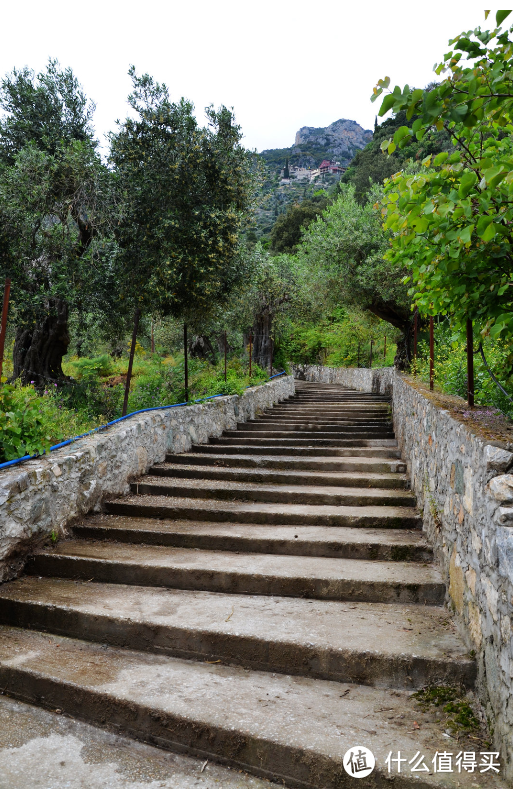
[73,515,432,561]
[222,431,396,441]
[150,462,409,488]
[235,423,394,434]
[0,627,493,789]
[28,541,443,603]
[133,477,416,507]
[258,416,392,424]
[0,578,474,688]
[104,494,422,528]
[165,453,407,473]
[191,444,402,458]
[209,436,398,447]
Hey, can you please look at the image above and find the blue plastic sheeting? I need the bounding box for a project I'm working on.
[0,371,287,472]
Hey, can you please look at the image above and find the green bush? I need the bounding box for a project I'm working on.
[68,354,114,380]
[0,384,54,462]
[414,322,513,418]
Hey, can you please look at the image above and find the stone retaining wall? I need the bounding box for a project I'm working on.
[293,364,513,779]
[0,376,295,583]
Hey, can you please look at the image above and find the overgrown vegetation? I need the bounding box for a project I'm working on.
[413,685,484,740]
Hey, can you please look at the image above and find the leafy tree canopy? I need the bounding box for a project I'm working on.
[373,11,513,341]
[0,59,96,165]
[269,195,328,253]
[110,68,256,322]
[296,184,410,333]
[0,60,114,384]
[341,109,450,203]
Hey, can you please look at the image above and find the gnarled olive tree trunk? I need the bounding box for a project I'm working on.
[13,297,70,387]
[367,300,413,371]
[189,334,217,365]
[252,310,273,370]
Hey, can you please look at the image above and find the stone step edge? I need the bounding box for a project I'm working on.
[73,520,432,562]
[28,551,444,605]
[0,593,475,690]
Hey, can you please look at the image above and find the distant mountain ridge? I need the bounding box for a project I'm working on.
[260,118,372,170]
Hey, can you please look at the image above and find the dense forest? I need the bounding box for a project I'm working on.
[1,10,513,462]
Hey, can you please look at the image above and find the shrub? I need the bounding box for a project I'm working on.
[0,383,55,462]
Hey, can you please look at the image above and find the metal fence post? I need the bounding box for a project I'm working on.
[122,307,141,417]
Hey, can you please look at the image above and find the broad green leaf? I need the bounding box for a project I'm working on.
[476,215,494,237]
[393,126,412,145]
[379,94,396,117]
[496,10,512,25]
[458,171,478,198]
[457,224,474,244]
[434,152,449,166]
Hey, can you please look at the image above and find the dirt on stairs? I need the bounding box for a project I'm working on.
[0,382,501,788]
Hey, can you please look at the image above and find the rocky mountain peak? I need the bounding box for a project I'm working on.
[294,119,372,160]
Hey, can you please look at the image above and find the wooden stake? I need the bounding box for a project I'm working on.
[383,335,387,363]
[467,318,474,408]
[269,336,273,377]
[122,307,140,417]
[151,319,155,354]
[369,340,373,369]
[357,343,360,368]
[224,331,227,382]
[0,278,11,385]
[429,316,434,391]
[184,322,189,401]
[249,332,252,378]
[413,307,418,361]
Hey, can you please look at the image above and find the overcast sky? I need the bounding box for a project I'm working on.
[0,3,503,152]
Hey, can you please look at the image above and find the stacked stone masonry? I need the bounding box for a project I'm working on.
[0,376,295,583]
[293,363,513,781]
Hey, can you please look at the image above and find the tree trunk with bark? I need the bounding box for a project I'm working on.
[13,297,71,387]
[189,334,217,364]
[252,310,272,370]
[367,301,413,371]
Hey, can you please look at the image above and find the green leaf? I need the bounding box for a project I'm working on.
[496,10,512,25]
[477,215,494,237]
[393,126,412,145]
[457,224,474,244]
[458,171,478,198]
[434,152,449,166]
[379,94,396,117]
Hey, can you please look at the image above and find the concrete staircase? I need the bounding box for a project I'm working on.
[0,382,495,788]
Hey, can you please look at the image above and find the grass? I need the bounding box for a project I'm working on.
[412,685,485,740]
[0,349,270,464]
